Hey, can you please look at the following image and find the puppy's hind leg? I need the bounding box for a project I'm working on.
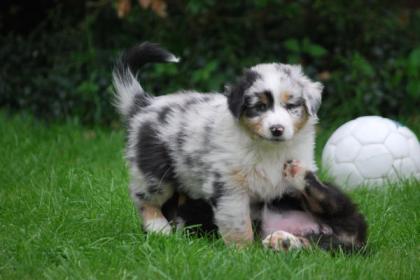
[130,171,174,235]
[302,173,367,251]
[283,160,367,251]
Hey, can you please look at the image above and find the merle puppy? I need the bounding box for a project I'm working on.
[113,42,366,249]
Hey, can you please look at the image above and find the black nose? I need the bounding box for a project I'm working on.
[270,125,284,137]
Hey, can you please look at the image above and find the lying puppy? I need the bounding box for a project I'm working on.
[170,160,367,252]
[113,42,324,246]
[263,160,367,251]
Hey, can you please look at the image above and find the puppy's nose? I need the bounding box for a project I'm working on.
[270,125,284,137]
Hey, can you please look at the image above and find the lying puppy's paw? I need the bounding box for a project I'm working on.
[144,218,172,235]
[262,230,310,252]
[283,160,307,190]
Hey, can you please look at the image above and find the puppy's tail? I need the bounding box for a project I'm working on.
[112,42,180,119]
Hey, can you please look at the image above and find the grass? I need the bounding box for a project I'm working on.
[0,112,419,279]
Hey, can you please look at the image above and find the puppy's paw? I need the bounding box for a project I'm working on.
[283,160,307,190]
[144,218,172,235]
[262,230,310,252]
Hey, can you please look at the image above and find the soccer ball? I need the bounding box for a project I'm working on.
[322,116,420,188]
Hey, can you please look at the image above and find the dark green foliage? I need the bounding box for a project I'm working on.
[1,1,419,125]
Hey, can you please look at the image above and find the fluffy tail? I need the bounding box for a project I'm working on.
[112,42,180,119]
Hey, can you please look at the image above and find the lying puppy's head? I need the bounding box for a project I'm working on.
[227,64,323,142]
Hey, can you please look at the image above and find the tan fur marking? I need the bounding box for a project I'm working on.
[309,186,327,201]
[222,215,254,247]
[241,117,264,138]
[252,167,269,182]
[258,92,269,105]
[302,193,324,214]
[230,167,269,191]
[177,194,187,206]
[231,169,248,189]
[293,111,309,132]
[298,237,311,248]
[338,233,357,246]
[280,91,291,103]
[140,203,166,223]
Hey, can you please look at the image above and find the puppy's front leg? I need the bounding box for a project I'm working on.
[212,191,253,246]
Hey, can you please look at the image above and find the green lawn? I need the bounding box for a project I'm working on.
[0,112,419,279]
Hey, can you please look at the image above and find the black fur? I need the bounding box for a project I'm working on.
[305,233,351,252]
[120,42,177,74]
[268,194,304,212]
[161,193,217,236]
[209,172,223,208]
[262,90,274,110]
[302,172,356,217]
[114,42,177,120]
[148,184,163,194]
[180,98,200,112]
[183,154,194,167]
[176,126,188,151]
[227,70,260,118]
[177,197,218,235]
[136,122,177,188]
[135,192,146,199]
[285,97,304,110]
[161,192,181,222]
[158,106,173,124]
[242,91,275,118]
[127,94,151,121]
[180,95,214,112]
[300,172,367,251]
[210,179,224,208]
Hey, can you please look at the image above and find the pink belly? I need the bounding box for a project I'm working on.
[262,209,332,238]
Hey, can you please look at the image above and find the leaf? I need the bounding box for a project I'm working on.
[306,44,327,58]
[116,0,131,18]
[302,38,327,58]
[138,0,167,17]
[318,71,331,81]
[138,0,152,8]
[76,81,99,95]
[151,0,167,17]
[407,48,420,77]
[352,53,375,77]
[284,39,300,52]
[406,80,420,98]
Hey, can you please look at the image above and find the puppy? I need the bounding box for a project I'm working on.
[113,42,323,246]
[172,160,367,252]
[262,160,367,252]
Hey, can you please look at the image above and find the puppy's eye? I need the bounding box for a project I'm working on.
[255,103,267,112]
[286,103,302,110]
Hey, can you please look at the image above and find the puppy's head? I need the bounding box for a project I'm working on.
[227,63,323,142]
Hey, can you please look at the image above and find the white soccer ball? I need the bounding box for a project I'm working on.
[322,116,420,188]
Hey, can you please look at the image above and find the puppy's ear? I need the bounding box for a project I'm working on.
[227,70,259,119]
[281,64,323,117]
[303,81,323,117]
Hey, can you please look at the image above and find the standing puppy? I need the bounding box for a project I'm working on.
[113,42,322,246]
